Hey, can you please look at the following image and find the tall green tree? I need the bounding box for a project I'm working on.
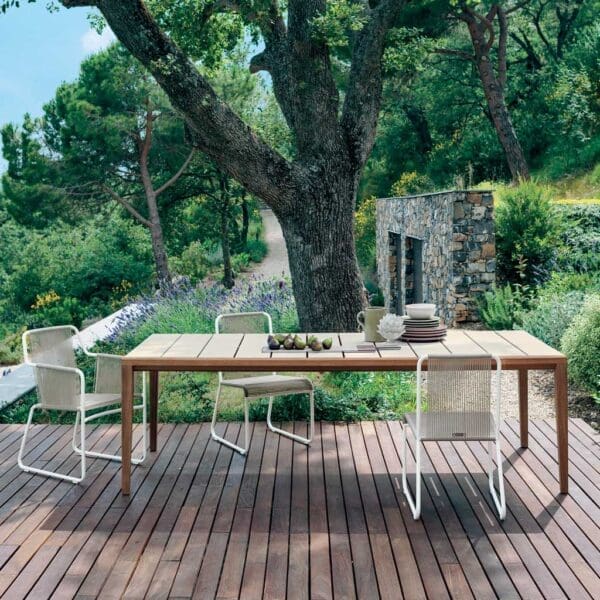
[26,0,408,331]
[2,45,197,288]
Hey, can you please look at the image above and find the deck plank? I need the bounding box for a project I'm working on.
[0,419,596,599]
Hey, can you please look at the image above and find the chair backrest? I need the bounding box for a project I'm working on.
[22,326,78,368]
[22,326,81,410]
[417,354,501,440]
[215,312,273,381]
[215,312,272,335]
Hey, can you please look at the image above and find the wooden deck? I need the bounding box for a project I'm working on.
[0,419,598,599]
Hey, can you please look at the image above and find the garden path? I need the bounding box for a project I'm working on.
[246,209,290,278]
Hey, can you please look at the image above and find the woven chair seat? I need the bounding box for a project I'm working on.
[221,375,313,397]
[405,411,496,441]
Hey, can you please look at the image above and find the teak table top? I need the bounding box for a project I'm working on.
[123,329,566,371]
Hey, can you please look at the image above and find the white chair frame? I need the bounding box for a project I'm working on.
[402,354,506,520]
[210,312,315,455]
[18,325,147,484]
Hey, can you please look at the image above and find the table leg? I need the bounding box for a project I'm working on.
[518,368,528,448]
[149,371,159,452]
[555,361,569,494]
[121,363,134,495]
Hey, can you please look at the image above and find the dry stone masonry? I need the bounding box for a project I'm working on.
[376,190,495,325]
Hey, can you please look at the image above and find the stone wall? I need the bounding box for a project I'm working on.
[376,190,495,325]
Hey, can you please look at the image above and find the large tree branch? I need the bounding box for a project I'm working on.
[155,149,195,196]
[103,185,151,227]
[61,0,296,214]
[264,0,343,159]
[341,0,406,168]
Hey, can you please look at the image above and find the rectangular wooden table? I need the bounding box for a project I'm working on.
[120,329,569,495]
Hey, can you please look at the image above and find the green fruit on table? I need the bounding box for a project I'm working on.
[322,337,333,350]
[268,338,280,350]
[293,335,306,349]
[283,337,295,350]
[307,335,317,345]
[275,334,286,344]
[310,340,323,351]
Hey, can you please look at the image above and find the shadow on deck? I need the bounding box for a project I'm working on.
[0,418,598,599]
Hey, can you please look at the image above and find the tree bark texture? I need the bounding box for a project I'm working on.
[63,0,406,330]
[462,5,530,182]
[219,175,235,289]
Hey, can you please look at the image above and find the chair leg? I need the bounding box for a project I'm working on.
[72,401,147,465]
[266,392,314,445]
[401,424,421,520]
[19,404,85,484]
[488,439,506,520]
[211,382,249,455]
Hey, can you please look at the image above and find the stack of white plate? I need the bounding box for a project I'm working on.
[401,316,447,342]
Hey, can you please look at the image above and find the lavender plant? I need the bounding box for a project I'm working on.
[105,276,298,352]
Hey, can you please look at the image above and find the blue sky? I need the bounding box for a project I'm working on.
[0,1,114,173]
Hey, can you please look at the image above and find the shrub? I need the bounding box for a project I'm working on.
[1,213,153,323]
[477,285,523,330]
[171,241,209,285]
[521,290,586,349]
[561,295,600,392]
[231,252,251,275]
[556,204,600,273]
[245,239,268,263]
[496,182,563,286]
[355,196,376,272]
[541,270,600,295]
[390,171,433,196]
[0,328,24,365]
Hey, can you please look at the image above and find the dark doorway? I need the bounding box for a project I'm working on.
[405,236,423,306]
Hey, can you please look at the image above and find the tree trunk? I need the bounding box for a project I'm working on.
[219,177,235,289]
[464,9,530,182]
[278,171,366,331]
[241,196,249,249]
[146,191,172,288]
[475,56,530,181]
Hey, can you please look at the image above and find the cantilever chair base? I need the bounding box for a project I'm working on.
[210,312,315,455]
[210,382,315,455]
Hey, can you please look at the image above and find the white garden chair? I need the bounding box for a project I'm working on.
[211,312,314,455]
[19,325,147,483]
[402,354,506,520]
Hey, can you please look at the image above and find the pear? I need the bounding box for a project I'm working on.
[268,338,281,350]
[275,333,287,344]
[283,337,295,350]
[322,337,333,350]
[293,335,306,349]
[307,335,318,345]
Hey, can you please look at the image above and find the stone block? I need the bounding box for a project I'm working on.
[454,202,465,219]
[482,194,494,206]
[481,272,495,282]
[486,259,496,272]
[453,232,467,242]
[469,250,481,261]
[472,206,486,220]
[451,241,464,251]
[467,261,486,273]
[481,243,495,258]
[467,192,482,205]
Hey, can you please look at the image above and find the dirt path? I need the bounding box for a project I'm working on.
[249,209,290,278]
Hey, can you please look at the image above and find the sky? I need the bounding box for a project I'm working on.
[0,1,115,173]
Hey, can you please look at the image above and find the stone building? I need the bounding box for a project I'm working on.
[376,190,495,325]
